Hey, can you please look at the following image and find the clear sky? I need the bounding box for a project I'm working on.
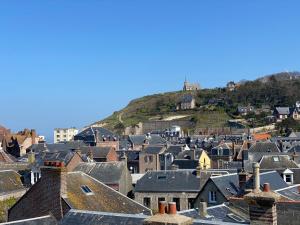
[1,1,300,142]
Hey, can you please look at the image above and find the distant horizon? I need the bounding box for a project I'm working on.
[1,1,300,142]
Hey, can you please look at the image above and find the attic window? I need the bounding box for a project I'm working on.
[227,213,245,223]
[81,185,94,195]
[273,156,279,162]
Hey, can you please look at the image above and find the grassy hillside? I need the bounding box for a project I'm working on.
[93,72,300,134]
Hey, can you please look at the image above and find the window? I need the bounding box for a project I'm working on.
[209,191,217,203]
[143,197,151,208]
[158,197,165,203]
[284,174,293,184]
[144,156,148,163]
[173,198,180,211]
[157,175,167,180]
[33,172,40,183]
[81,185,94,195]
[149,155,153,162]
[273,156,279,162]
[227,213,245,223]
[188,198,195,209]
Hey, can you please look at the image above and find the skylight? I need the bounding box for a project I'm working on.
[81,185,94,195]
[273,156,279,162]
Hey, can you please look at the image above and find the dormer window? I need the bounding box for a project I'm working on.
[81,185,94,195]
[283,169,294,185]
[273,156,279,162]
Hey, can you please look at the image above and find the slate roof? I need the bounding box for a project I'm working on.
[0,215,57,225]
[177,149,206,160]
[74,162,127,184]
[259,155,299,169]
[165,145,183,156]
[117,150,139,161]
[248,142,280,153]
[42,151,75,165]
[28,142,87,153]
[59,210,147,225]
[74,127,118,143]
[204,171,288,199]
[0,170,25,195]
[135,170,201,193]
[143,145,165,155]
[60,209,247,225]
[180,203,249,224]
[79,146,112,159]
[181,94,194,103]
[0,163,29,172]
[244,171,288,191]
[65,172,151,215]
[275,107,290,115]
[171,159,199,169]
[129,135,166,146]
[275,185,300,201]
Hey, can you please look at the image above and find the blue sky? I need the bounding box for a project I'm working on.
[1,1,300,142]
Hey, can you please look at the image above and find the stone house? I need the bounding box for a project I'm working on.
[139,145,166,173]
[177,94,196,110]
[134,170,202,211]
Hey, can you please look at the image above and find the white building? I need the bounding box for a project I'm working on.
[54,127,79,143]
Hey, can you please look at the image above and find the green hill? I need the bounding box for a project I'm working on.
[93,71,300,134]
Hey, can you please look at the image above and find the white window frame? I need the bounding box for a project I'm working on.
[209,191,217,203]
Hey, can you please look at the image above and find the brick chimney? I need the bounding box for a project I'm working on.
[143,202,193,225]
[40,162,67,219]
[245,183,280,225]
[238,169,249,192]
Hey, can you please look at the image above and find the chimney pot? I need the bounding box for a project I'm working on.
[168,202,177,215]
[263,183,271,192]
[158,201,167,214]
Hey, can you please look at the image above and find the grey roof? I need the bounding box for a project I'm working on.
[245,171,288,191]
[74,162,127,184]
[248,142,280,153]
[143,145,165,155]
[259,155,299,170]
[129,135,166,146]
[289,132,300,138]
[117,150,139,161]
[275,107,290,115]
[210,174,239,199]
[276,185,300,201]
[79,146,111,158]
[172,159,199,169]
[135,170,201,193]
[0,215,57,225]
[42,151,75,165]
[177,149,205,160]
[181,94,194,103]
[165,145,183,156]
[206,171,288,199]
[59,210,146,225]
[180,203,249,224]
[28,141,87,153]
[0,170,25,194]
[74,127,118,143]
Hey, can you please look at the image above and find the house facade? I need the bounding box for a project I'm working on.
[54,127,79,143]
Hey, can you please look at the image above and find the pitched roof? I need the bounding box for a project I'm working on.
[172,159,199,169]
[28,142,87,153]
[259,155,299,170]
[0,215,57,225]
[64,172,151,215]
[59,210,147,225]
[165,145,183,156]
[248,142,280,153]
[180,203,249,224]
[80,146,112,158]
[74,127,118,143]
[275,185,300,201]
[74,162,127,184]
[210,174,239,199]
[135,170,201,193]
[0,170,25,195]
[129,135,166,146]
[181,94,194,103]
[275,107,290,115]
[143,145,165,155]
